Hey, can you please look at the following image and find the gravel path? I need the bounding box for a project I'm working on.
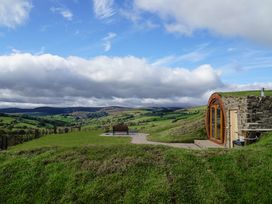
[131,134,200,149]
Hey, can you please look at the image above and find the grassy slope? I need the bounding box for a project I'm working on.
[0,114,79,132]
[146,107,206,143]
[0,115,46,130]
[43,115,76,123]
[0,116,15,123]
[1,132,272,203]
[10,131,131,151]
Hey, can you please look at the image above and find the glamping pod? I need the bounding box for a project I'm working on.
[206,90,272,148]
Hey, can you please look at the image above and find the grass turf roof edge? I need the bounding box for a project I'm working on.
[217,90,272,97]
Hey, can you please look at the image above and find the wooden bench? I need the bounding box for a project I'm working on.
[112,124,129,135]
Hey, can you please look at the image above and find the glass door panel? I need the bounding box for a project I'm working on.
[210,103,223,143]
[216,107,221,140]
[211,106,215,139]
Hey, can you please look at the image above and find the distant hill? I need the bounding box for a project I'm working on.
[0,106,184,116]
[0,107,106,115]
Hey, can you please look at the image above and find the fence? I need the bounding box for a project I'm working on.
[0,136,8,150]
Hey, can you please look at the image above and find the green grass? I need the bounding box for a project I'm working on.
[0,115,45,130]
[0,114,78,132]
[0,116,15,123]
[220,90,272,97]
[146,107,206,143]
[13,122,37,128]
[1,132,272,203]
[10,130,131,151]
[43,115,76,123]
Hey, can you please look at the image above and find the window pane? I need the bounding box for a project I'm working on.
[211,107,215,139]
[216,107,221,139]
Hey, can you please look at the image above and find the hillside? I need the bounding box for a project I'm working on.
[84,106,207,143]
[0,106,206,145]
[1,132,272,203]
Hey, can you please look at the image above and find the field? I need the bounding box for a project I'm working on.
[11,131,130,151]
[1,106,272,203]
[1,132,272,203]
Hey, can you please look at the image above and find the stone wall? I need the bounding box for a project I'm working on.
[246,96,272,129]
[222,96,272,148]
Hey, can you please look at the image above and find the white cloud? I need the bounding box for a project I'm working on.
[51,7,73,21]
[119,8,141,23]
[153,51,209,67]
[0,0,32,28]
[119,8,159,30]
[164,23,192,36]
[93,0,115,19]
[134,0,272,44]
[0,53,223,107]
[102,32,117,52]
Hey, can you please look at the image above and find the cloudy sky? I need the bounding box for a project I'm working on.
[0,0,272,108]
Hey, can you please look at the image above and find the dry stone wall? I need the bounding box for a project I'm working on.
[223,96,272,130]
[246,96,272,129]
[222,95,272,147]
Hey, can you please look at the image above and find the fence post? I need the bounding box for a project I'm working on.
[54,126,57,134]
[0,136,8,150]
[0,136,2,150]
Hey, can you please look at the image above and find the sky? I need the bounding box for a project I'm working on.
[0,0,272,108]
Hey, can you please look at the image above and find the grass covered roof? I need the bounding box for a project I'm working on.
[219,90,272,97]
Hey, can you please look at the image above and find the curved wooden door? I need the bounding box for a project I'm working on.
[209,104,223,144]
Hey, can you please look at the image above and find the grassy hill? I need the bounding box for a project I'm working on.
[0,113,73,131]
[146,106,206,143]
[1,132,272,203]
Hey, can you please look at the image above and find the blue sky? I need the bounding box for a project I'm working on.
[0,0,272,107]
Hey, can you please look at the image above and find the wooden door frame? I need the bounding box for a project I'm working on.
[209,104,224,144]
[206,93,226,145]
[229,109,238,148]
